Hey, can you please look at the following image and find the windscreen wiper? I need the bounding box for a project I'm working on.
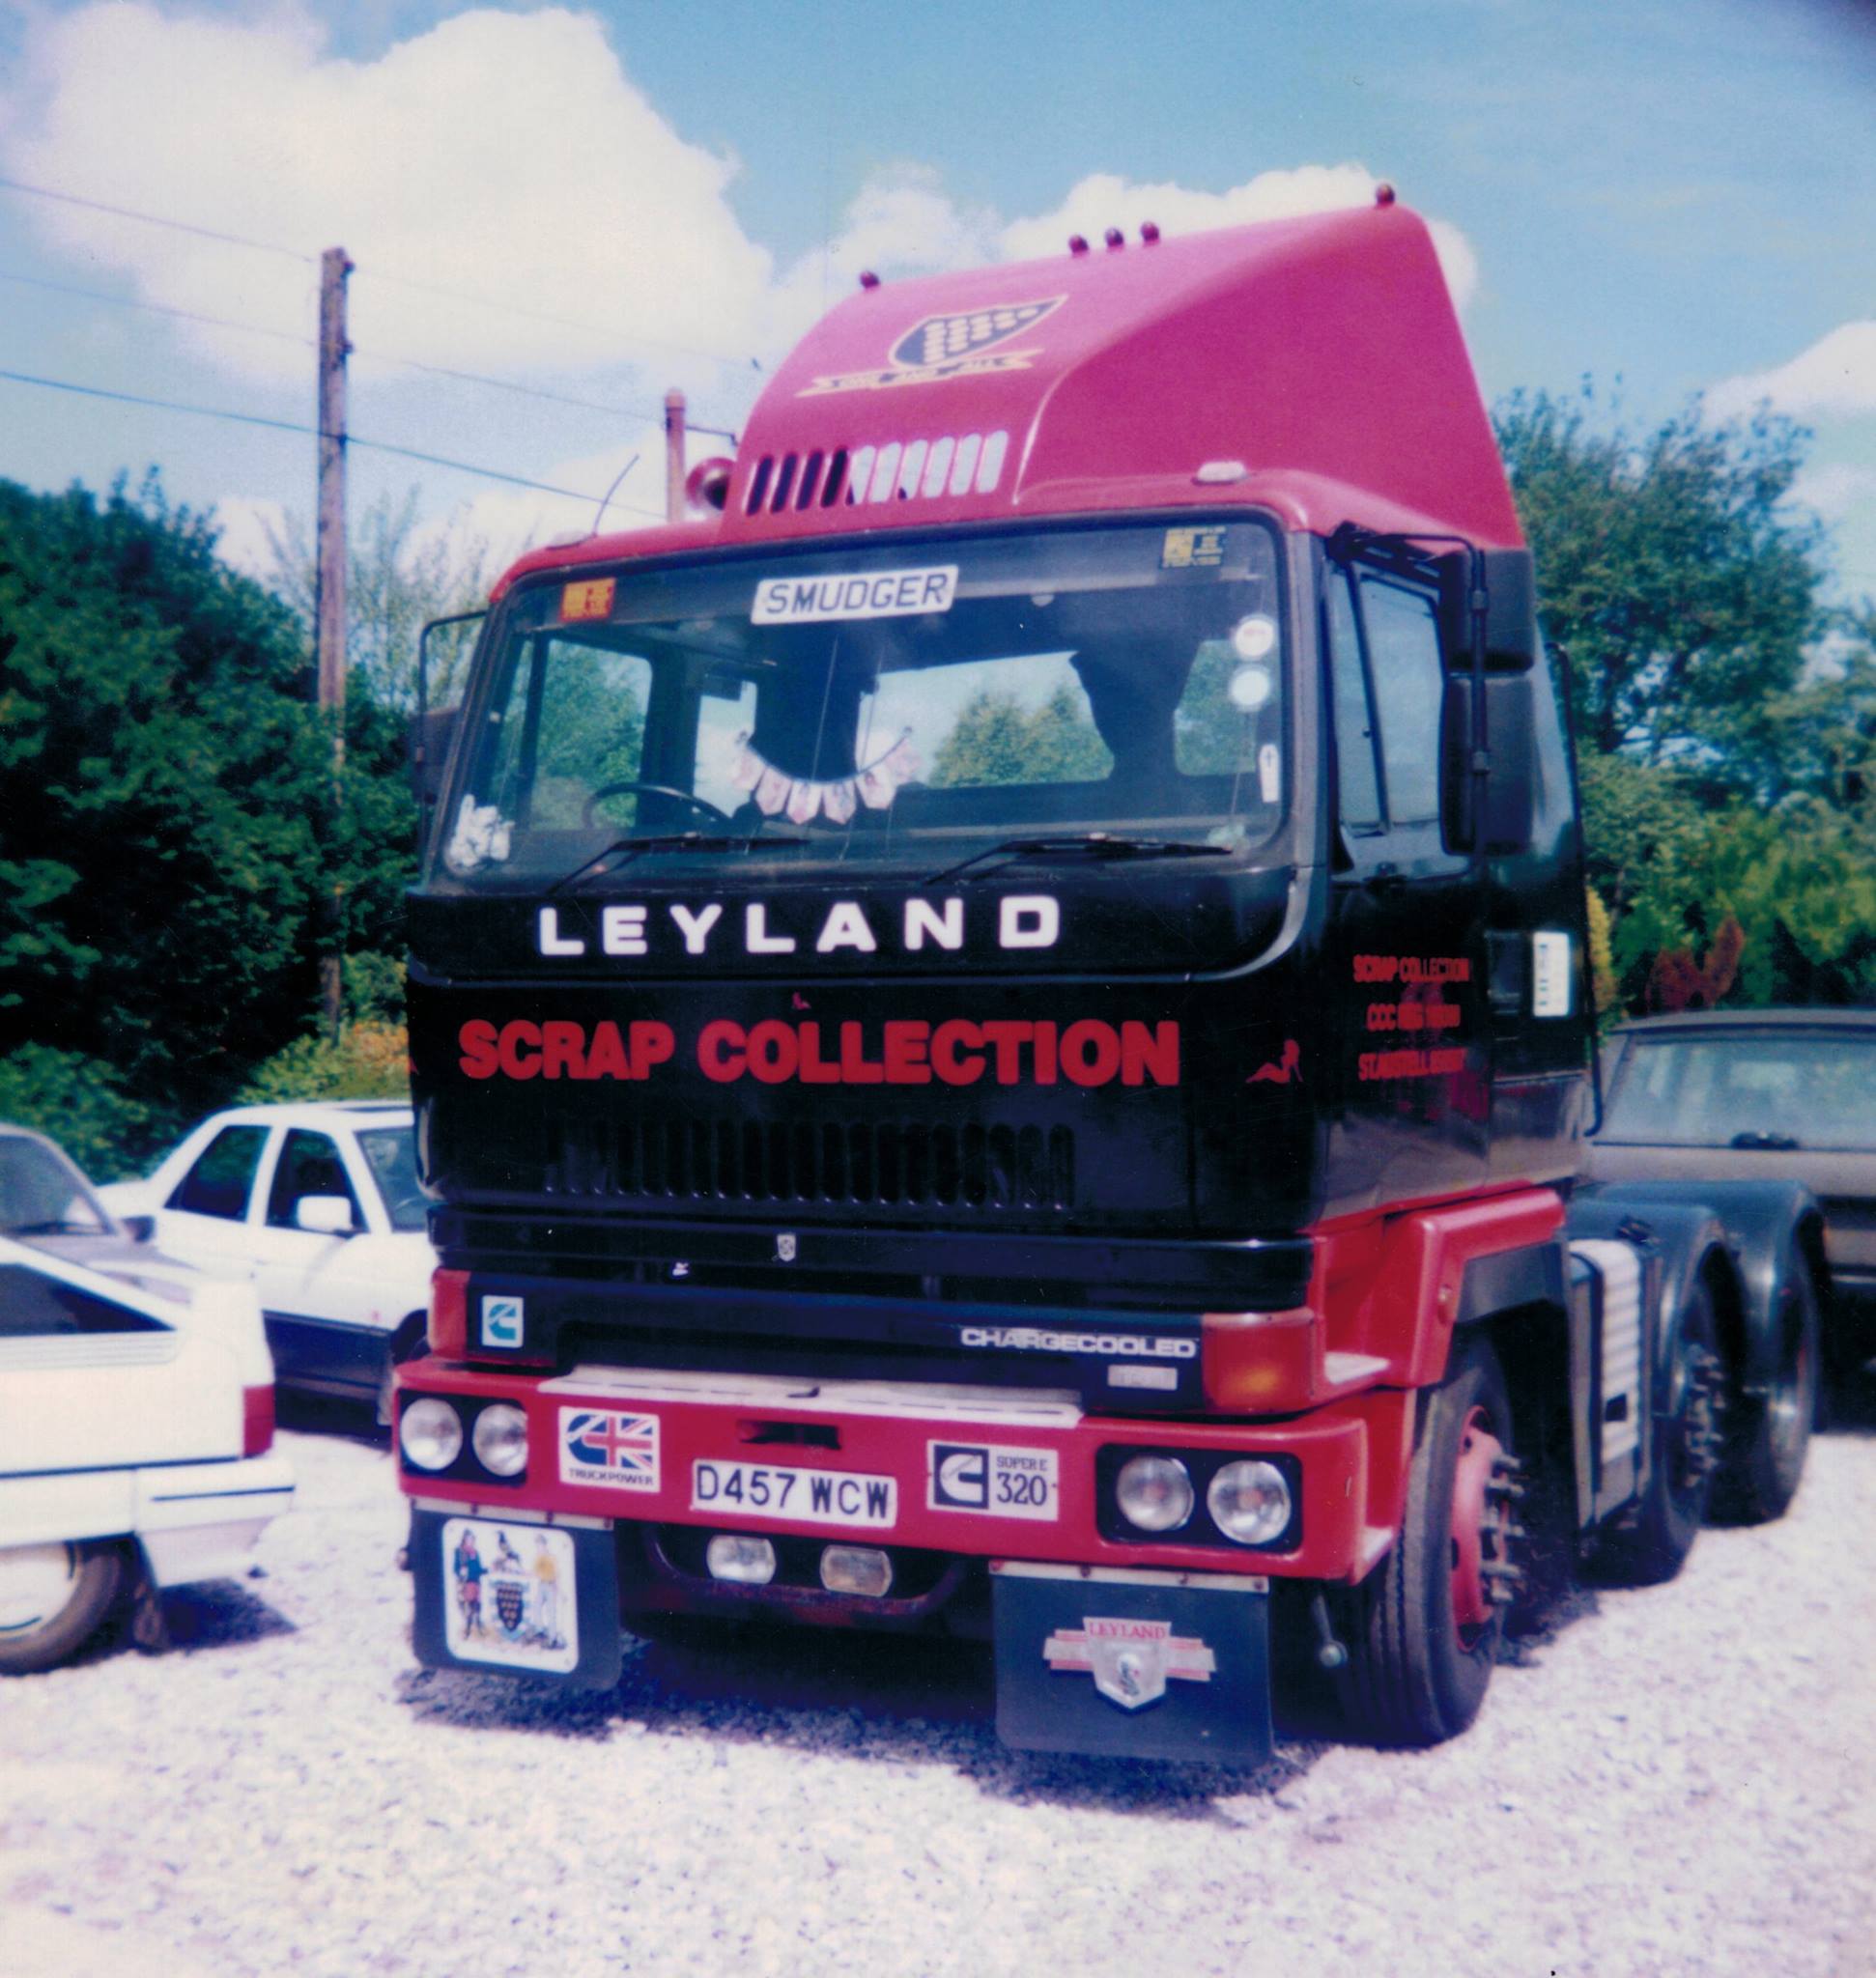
[550,832,808,893]
[924,832,1232,887]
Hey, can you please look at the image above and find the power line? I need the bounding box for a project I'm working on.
[0,267,741,438]
[0,174,312,263]
[0,367,667,517]
[353,264,764,373]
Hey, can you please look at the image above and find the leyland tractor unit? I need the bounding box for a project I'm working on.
[394,193,1823,1763]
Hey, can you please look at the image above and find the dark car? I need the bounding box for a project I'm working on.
[1586,1009,1876,1391]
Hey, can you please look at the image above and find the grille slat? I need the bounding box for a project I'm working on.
[539,1114,1074,1214]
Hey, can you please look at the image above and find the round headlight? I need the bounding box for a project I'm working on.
[1208,1459,1293,1545]
[1115,1454,1194,1533]
[471,1403,528,1478]
[399,1396,463,1471]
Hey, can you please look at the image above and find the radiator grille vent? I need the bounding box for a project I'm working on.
[537,1114,1076,1214]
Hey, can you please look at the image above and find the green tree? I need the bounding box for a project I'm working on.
[0,473,406,1145]
[927,684,1110,787]
[1498,385,1823,773]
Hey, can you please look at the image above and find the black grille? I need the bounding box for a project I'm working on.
[539,1113,1076,1213]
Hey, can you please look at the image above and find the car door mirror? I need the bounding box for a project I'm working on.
[295,1195,357,1237]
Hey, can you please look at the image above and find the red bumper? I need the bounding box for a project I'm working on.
[395,1361,1414,1584]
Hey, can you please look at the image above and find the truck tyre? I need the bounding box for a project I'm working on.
[1594,1276,1722,1585]
[1714,1247,1818,1526]
[0,1540,125,1675]
[1340,1339,1520,1747]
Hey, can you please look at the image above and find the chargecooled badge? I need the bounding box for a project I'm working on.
[559,1407,660,1491]
[1044,1617,1217,1710]
[798,297,1065,396]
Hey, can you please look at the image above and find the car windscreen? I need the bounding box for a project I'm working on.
[1601,1031,1876,1150]
[0,1137,113,1236]
[432,518,1287,885]
[356,1127,427,1230]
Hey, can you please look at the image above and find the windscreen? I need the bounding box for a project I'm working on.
[1602,1031,1876,1150]
[434,519,1286,884]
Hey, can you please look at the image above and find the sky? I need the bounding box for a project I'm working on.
[0,0,1872,602]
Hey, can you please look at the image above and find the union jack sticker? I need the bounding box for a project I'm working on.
[559,1407,660,1491]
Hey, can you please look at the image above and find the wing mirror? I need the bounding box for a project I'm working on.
[295,1195,357,1237]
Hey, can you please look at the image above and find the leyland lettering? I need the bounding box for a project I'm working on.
[399,194,1821,1773]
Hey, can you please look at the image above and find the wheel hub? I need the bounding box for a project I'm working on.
[1450,1410,1522,1647]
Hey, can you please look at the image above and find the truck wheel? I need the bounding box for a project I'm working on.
[0,1540,125,1675]
[1595,1277,1723,1585]
[1714,1249,1818,1525]
[1340,1339,1521,1747]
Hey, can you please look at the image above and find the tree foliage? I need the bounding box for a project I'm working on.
[0,473,416,1153]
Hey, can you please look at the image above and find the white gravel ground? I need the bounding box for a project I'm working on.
[4,1405,1874,1978]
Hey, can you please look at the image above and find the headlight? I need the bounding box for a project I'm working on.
[471,1403,528,1478]
[399,1396,463,1471]
[1208,1459,1293,1545]
[1115,1454,1194,1533]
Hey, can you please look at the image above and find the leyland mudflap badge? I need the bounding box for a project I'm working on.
[1044,1616,1217,1710]
[799,297,1065,395]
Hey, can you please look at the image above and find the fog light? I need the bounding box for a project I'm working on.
[1208,1459,1293,1545]
[706,1535,777,1585]
[820,1545,894,1597]
[471,1403,528,1478]
[399,1396,463,1471]
[1115,1454,1194,1533]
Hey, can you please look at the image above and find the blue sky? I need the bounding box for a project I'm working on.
[1,0,1872,594]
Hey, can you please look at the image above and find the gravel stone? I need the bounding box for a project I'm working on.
[2,1419,1873,1976]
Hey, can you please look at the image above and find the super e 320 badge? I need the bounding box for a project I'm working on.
[798,297,1065,397]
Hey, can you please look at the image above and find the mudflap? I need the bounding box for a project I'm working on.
[411,1508,622,1692]
[991,1563,1271,1765]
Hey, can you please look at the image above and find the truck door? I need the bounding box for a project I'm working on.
[1321,551,1491,1216]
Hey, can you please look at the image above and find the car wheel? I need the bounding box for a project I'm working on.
[376,1314,429,1428]
[0,1540,125,1675]
[1338,1338,1521,1747]
[1595,1275,1723,1585]
[1715,1247,1819,1525]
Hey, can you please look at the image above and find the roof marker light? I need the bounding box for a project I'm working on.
[1067,235,1090,256]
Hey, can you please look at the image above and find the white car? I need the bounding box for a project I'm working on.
[104,1102,437,1421]
[0,1234,294,1673]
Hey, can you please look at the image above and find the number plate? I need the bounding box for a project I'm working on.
[441,1517,579,1675]
[691,1458,897,1528]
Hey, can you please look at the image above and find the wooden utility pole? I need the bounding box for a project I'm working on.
[315,246,353,1041]
[665,388,686,523]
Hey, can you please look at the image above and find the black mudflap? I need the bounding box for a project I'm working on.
[991,1563,1271,1764]
[412,1508,622,1691]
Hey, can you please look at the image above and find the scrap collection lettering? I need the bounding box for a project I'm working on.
[1352,953,1474,1084]
[459,1016,1180,1088]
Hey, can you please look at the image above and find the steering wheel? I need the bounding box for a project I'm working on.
[582,780,732,828]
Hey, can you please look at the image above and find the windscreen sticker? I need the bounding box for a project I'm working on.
[752,566,957,624]
[1161,526,1228,569]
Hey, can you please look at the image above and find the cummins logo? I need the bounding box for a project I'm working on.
[958,1327,1197,1361]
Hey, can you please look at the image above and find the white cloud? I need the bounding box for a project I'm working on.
[997,165,1480,311]
[3,5,774,384]
[1709,322,1876,422]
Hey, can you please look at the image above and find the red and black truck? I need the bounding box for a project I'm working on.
[394,193,1823,1763]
